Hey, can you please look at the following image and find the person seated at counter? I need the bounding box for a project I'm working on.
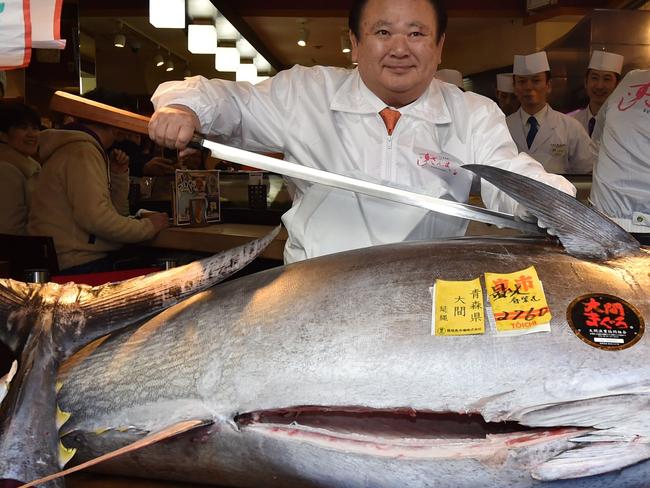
[506,51,596,175]
[148,0,575,264]
[571,51,624,138]
[590,68,650,245]
[0,102,41,235]
[28,89,169,274]
[495,73,519,116]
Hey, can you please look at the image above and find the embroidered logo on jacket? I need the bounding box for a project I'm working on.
[416,152,458,176]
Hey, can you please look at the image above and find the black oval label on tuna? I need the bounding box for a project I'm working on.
[567,294,644,351]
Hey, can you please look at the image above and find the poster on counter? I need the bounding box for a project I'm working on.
[172,169,220,226]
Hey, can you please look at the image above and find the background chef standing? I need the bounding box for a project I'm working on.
[571,51,624,138]
[495,73,519,116]
[507,52,596,175]
[149,0,575,264]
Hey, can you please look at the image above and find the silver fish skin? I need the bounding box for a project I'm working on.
[57,238,650,488]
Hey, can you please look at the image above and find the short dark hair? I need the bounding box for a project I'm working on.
[348,0,447,44]
[0,102,40,133]
[585,69,621,83]
[513,71,552,83]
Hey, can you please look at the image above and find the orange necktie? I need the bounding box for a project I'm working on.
[379,107,401,136]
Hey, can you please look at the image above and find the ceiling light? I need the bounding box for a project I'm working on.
[236,63,257,83]
[215,46,240,72]
[165,59,174,72]
[114,33,126,48]
[297,26,308,47]
[188,24,217,54]
[154,52,164,67]
[340,33,351,54]
[150,0,185,29]
[254,54,272,73]
[215,15,239,40]
[236,38,256,59]
[188,0,217,19]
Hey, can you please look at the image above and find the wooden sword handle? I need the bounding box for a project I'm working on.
[49,91,151,135]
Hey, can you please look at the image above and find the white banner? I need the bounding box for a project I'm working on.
[31,0,65,49]
[0,0,32,69]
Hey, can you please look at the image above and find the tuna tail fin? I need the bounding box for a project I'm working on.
[463,164,640,260]
[71,226,281,351]
[17,419,212,488]
[0,280,38,355]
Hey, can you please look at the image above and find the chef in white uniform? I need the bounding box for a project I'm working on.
[571,51,624,138]
[149,0,575,264]
[435,69,464,90]
[506,51,596,175]
[590,69,650,245]
[496,73,519,116]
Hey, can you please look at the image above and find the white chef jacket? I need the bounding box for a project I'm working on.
[590,69,650,234]
[570,106,595,136]
[506,105,596,175]
[152,66,575,263]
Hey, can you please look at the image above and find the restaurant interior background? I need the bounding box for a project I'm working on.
[4,0,650,116]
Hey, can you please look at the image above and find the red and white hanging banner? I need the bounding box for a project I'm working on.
[31,0,65,49]
[0,0,65,70]
[0,0,32,70]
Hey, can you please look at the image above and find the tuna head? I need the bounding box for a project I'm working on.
[0,227,279,487]
[56,238,650,488]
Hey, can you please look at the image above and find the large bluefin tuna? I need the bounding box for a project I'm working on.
[1,167,648,487]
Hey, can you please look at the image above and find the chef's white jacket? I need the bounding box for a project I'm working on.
[506,105,596,175]
[152,66,575,263]
[591,69,650,234]
[570,106,595,136]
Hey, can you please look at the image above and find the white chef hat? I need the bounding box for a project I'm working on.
[588,51,624,74]
[435,69,464,89]
[513,52,550,76]
[496,73,514,93]
[0,71,6,96]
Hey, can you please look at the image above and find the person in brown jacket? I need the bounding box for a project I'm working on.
[28,90,169,273]
[0,102,41,235]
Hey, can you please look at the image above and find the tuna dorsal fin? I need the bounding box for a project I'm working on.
[18,419,212,488]
[72,226,281,350]
[463,164,640,260]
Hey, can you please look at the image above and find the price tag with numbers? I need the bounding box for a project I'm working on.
[484,266,551,335]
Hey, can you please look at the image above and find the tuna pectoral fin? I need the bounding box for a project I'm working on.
[18,419,212,488]
[75,226,281,346]
[463,164,640,260]
[532,440,650,481]
[0,361,17,405]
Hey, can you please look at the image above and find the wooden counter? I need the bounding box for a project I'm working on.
[145,223,287,261]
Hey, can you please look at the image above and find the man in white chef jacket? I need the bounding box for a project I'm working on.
[506,52,596,175]
[149,0,575,264]
[435,69,464,91]
[495,73,519,116]
[590,69,650,245]
[571,51,624,138]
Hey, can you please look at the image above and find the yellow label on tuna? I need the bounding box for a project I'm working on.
[432,277,485,336]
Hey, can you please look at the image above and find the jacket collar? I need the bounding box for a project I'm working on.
[330,69,452,125]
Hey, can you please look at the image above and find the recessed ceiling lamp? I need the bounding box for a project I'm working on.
[236,63,257,83]
[188,0,217,19]
[340,33,351,54]
[254,54,272,73]
[215,46,240,72]
[165,58,174,72]
[215,14,239,40]
[236,38,256,59]
[150,0,185,28]
[297,24,309,47]
[188,24,217,54]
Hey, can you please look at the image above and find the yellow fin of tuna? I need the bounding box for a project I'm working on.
[56,405,71,430]
[58,441,77,468]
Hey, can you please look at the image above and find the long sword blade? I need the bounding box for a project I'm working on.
[197,137,541,234]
